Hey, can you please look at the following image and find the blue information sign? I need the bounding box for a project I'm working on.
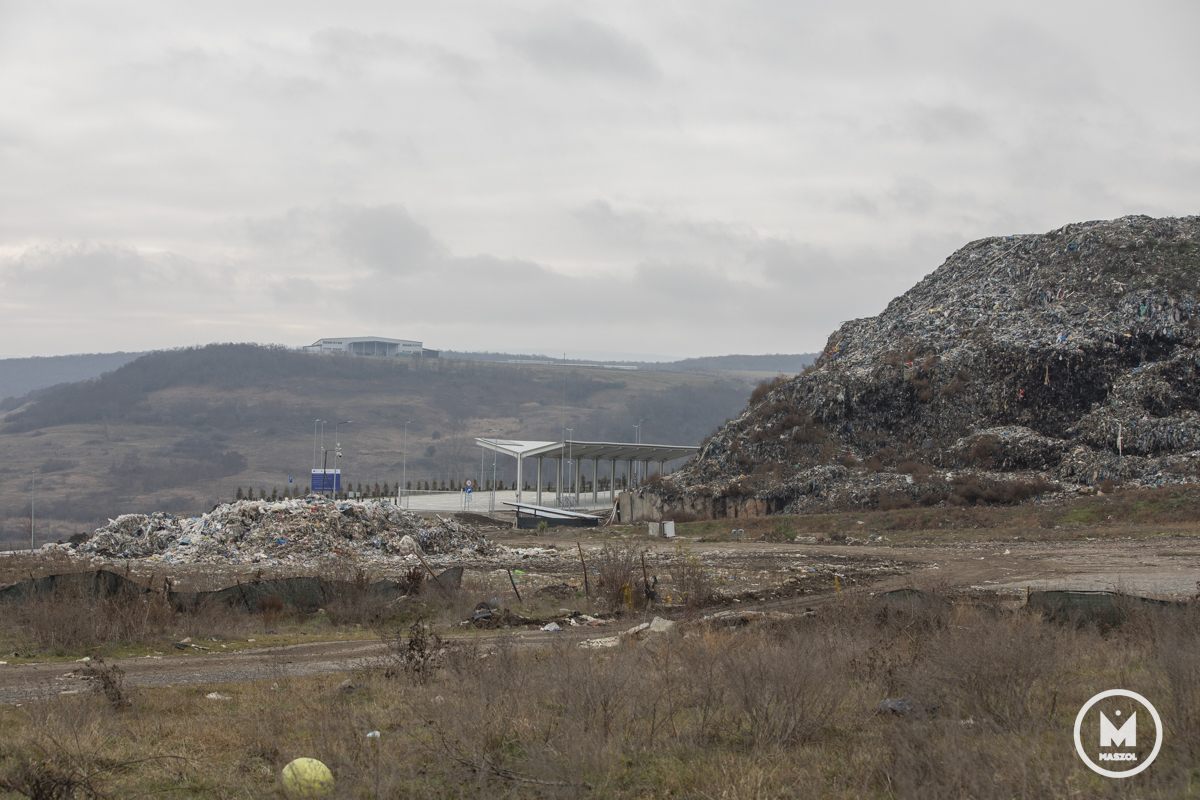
[311,469,341,492]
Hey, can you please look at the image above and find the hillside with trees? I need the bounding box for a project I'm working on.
[0,344,759,542]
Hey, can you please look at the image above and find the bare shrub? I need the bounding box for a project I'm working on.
[721,631,843,747]
[1150,604,1200,755]
[16,579,174,652]
[79,658,132,710]
[383,621,445,684]
[877,491,914,511]
[898,608,1068,732]
[951,475,1059,506]
[175,595,247,641]
[320,563,382,626]
[259,594,285,626]
[0,758,106,800]
[594,542,644,611]
[670,545,711,607]
[940,379,966,398]
[897,460,932,475]
[968,434,1001,468]
[919,490,946,506]
[749,375,788,405]
[791,424,825,444]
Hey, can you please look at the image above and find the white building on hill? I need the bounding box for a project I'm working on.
[303,337,437,357]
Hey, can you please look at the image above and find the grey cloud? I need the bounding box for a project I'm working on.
[331,204,445,275]
[1,2,1197,358]
[901,103,991,144]
[2,245,205,298]
[311,28,479,79]
[573,201,763,266]
[966,19,1101,102]
[504,17,659,80]
[243,203,445,276]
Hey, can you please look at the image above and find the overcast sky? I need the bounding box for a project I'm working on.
[1,1,1197,360]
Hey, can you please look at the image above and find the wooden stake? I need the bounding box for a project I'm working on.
[507,568,522,603]
[577,542,590,597]
[641,551,651,606]
[414,550,445,591]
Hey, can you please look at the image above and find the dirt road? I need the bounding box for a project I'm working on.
[3,531,1197,704]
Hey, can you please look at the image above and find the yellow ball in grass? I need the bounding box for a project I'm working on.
[280,757,334,798]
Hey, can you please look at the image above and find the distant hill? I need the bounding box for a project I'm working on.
[441,350,555,362]
[0,344,757,542]
[441,350,817,373]
[649,354,817,373]
[0,352,146,400]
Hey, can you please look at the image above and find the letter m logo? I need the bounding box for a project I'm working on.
[1101,712,1136,747]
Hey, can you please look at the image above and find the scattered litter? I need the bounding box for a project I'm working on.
[580,636,619,649]
[877,698,914,715]
[206,692,232,701]
[540,622,562,632]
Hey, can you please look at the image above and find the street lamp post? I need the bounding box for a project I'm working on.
[633,419,644,489]
[334,421,352,497]
[30,473,35,551]
[480,429,497,511]
[402,420,412,508]
[566,428,574,508]
[311,419,325,497]
[491,440,498,514]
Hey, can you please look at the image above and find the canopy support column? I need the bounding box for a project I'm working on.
[516,456,524,504]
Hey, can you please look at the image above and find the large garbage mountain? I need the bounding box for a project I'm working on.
[655,215,1200,517]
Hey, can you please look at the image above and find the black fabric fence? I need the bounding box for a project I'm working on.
[0,567,464,613]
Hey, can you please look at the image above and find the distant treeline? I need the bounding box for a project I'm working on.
[0,352,146,402]
[645,354,818,373]
[0,344,753,447]
[0,344,613,434]
[440,350,818,373]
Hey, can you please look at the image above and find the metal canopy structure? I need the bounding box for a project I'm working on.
[475,438,699,508]
[503,502,600,520]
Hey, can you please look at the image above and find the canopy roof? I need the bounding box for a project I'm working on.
[475,438,698,463]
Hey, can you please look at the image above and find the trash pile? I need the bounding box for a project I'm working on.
[49,497,491,565]
[655,215,1200,515]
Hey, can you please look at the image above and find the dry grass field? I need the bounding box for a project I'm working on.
[2,590,1200,798]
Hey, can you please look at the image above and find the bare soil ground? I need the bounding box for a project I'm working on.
[4,520,1197,705]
